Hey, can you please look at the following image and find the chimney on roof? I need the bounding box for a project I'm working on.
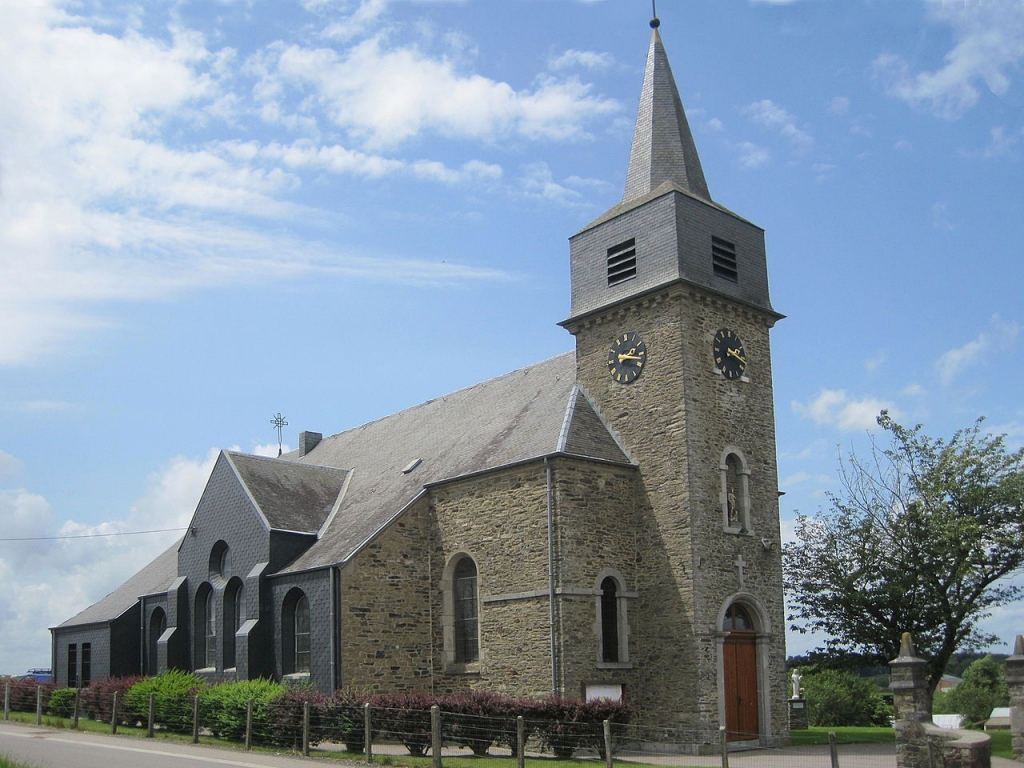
[298,431,322,457]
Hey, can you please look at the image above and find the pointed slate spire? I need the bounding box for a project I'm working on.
[622,20,711,204]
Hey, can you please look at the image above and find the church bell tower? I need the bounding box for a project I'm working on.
[561,16,788,744]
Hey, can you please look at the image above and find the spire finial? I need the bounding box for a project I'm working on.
[651,0,660,29]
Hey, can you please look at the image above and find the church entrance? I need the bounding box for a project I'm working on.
[722,603,759,742]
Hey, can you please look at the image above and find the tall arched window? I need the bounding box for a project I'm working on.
[600,577,619,662]
[223,579,243,669]
[453,557,479,664]
[282,588,310,675]
[209,540,230,579]
[195,583,216,670]
[148,608,167,676]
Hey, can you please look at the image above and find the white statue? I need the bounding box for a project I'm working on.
[791,669,802,699]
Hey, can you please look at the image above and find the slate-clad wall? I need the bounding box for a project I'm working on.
[52,625,109,687]
[268,567,334,691]
[172,453,279,680]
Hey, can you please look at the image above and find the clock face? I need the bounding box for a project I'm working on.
[608,332,647,384]
[713,328,746,380]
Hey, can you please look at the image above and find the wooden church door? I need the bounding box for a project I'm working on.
[723,604,759,742]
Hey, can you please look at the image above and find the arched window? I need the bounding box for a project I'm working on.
[453,557,479,664]
[195,583,216,670]
[724,603,754,632]
[600,577,619,662]
[223,579,243,669]
[282,588,310,675]
[595,571,630,665]
[720,448,751,532]
[209,540,230,580]
[148,608,167,676]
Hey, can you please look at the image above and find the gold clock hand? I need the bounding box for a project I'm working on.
[727,348,746,364]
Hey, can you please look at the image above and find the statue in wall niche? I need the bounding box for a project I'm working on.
[727,486,738,524]
[791,669,802,699]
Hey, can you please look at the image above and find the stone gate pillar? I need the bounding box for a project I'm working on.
[890,632,932,768]
[1006,635,1024,762]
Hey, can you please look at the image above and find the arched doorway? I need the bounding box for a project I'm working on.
[722,603,759,742]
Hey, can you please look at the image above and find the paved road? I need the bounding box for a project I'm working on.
[0,721,360,768]
[2,720,1022,768]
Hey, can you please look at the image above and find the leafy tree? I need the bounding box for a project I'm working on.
[784,413,1024,699]
[799,668,891,727]
[942,655,1008,726]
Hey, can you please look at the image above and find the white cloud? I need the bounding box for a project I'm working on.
[792,389,896,432]
[516,162,585,205]
[0,451,24,480]
[830,96,850,115]
[0,449,219,675]
[0,2,556,367]
[548,49,615,72]
[735,141,771,169]
[744,99,813,149]
[935,315,1021,384]
[872,0,1024,119]
[260,38,619,149]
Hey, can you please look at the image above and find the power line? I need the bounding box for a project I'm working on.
[0,527,186,542]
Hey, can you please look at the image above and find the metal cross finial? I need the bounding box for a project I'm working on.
[271,412,288,457]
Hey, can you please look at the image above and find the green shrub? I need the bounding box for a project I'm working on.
[123,671,207,733]
[199,678,286,743]
[47,688,77,718]
[942,655,1008,727]
[801,669,891,727]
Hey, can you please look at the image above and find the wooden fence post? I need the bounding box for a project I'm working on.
[516,715,525,768]
[148,692,156,737]
[719,726,729,768]
[829,731,839,768]
[3,681,10,721]
[35,686,42,725]
[364,702,373,763]
[72,688,80,729]
[302,700,311,757]
[245,699,253,750]
[111,690,119,735]
[603,719,613,768]
[431,705,442,768]
[192,695,200,744]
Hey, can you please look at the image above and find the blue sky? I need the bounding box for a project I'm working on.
[1,0,1022,675]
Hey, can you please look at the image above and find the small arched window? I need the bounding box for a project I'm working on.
[724,603,754,632]
[282,588,310,675]
[600,577,619,662]
[453,557,479,664]
[223,579,243,669]
[209,540,230,579]
[148,608,167,676]
[194,583,216,670]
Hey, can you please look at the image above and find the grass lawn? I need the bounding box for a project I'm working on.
[788,726,895,746]
[988,730,1011,759]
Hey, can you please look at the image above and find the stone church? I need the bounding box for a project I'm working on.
[52,17,788,746]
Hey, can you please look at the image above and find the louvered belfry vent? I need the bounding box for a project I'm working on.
[712,236,738,282]
[607,238,637,286]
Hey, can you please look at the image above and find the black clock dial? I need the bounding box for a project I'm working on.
[713,328,746,380]
[608,332,647,384]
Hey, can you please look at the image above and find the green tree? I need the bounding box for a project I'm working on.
[800,668,891,727]
[784,413,1024,699]
[942,655,1008,726]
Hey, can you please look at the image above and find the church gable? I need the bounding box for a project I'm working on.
[226,452,348,535]
[559,387,631,464]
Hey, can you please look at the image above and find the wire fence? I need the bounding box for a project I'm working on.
[3,682,881,768]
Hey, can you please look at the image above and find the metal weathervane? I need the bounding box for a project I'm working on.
[271,412,288,457]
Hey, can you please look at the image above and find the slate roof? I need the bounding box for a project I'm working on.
[54,538,181,629]
[277,352,630,573]
[623,27,710,205]
[226,453,349,534]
